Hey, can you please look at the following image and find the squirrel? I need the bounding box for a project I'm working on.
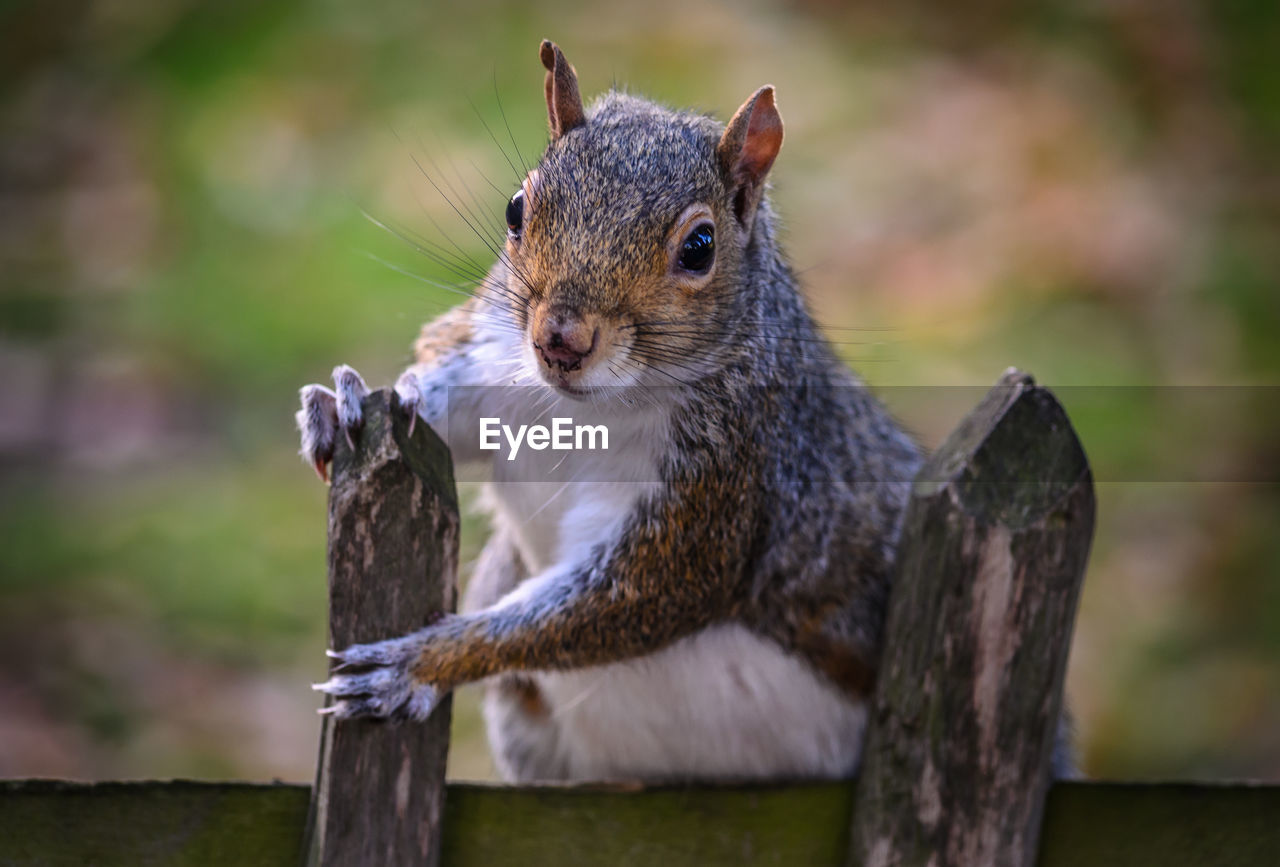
[298,39,929,783]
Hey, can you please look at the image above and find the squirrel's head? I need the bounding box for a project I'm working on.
[500,40,784,398]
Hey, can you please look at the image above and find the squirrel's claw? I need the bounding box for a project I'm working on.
[333,364,368,448]
[297,384,338,484]
[393,371,424,438]
[316,634,441,721]
[327,639,401,668]
[314,668,400,698]
[295,365,374,483]
[313,672,409,718]
[333,365,368,427]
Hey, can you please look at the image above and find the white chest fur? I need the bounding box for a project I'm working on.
[531,623,866,781]
[482,392,667,575]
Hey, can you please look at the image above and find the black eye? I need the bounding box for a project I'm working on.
[677,223,715,273]
[506,189,525,236]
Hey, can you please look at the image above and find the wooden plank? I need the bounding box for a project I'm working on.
[304,388,459,867]
[849,370,1096,867]
[1038,783,1280,867]
[3,780,1278,866]
[0,780,310,866]
[440,782,854,866]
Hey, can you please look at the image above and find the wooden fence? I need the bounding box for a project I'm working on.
[3,370,1276,866]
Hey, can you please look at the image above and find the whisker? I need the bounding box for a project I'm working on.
[420,131,508,242]
[407,151,545,310]
[492,74,531,179]
[362,262,526,338]
[393,159,534,315]
[468,94,526,186]
[527,480,572,519]
[360,206,491,285]
[632,326,899,349]
[623,319,904,335]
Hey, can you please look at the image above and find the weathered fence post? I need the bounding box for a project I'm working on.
[849,369,1095,867]
[304,389,459,867]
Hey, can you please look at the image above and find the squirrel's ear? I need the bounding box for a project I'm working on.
[717,85,784,231]
[540,40,586,139]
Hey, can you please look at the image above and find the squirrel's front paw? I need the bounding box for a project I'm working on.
[295,365,369,482]
[313,632,442,721]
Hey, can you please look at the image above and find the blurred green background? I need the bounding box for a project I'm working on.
[1,0,1277,783]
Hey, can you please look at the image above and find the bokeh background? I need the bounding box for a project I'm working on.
[2,0,1277,782]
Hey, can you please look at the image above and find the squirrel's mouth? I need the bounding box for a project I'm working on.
[552,381,591,401]
[533,343,585,373]
[529,319,610,396]
[536,365,602,402]
[532,327,598,374]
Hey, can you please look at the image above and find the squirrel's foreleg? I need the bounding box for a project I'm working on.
[316,486,749,720]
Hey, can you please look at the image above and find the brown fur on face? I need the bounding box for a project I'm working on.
[500,90,777,392]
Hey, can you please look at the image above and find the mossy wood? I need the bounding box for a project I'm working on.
[304,389,460,867]
[3,780,1279,866]
[849,370,1095,867]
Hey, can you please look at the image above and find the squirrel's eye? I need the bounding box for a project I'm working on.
[506,189,525,237]
[677,223,715,273]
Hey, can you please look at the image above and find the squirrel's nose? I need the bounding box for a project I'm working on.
[536,313,597,371]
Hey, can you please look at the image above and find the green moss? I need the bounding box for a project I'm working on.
[2,780,1279,866]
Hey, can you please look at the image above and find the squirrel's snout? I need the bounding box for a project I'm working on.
[534,311,598,373]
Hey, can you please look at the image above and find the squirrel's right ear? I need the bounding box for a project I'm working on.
[540,40,586,139]
[717,85,784,233]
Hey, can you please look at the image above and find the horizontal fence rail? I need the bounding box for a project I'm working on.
[2,779,1279,867]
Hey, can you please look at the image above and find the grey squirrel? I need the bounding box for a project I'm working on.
[297,39,927,782]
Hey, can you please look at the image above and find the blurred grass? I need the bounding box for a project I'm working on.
[0,0,1277,782]
[0,459,324,663]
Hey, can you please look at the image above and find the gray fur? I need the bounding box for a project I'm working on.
[301,45,1074,781]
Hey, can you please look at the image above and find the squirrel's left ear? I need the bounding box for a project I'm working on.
[540,40,586,139]
[717,85,784,234]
